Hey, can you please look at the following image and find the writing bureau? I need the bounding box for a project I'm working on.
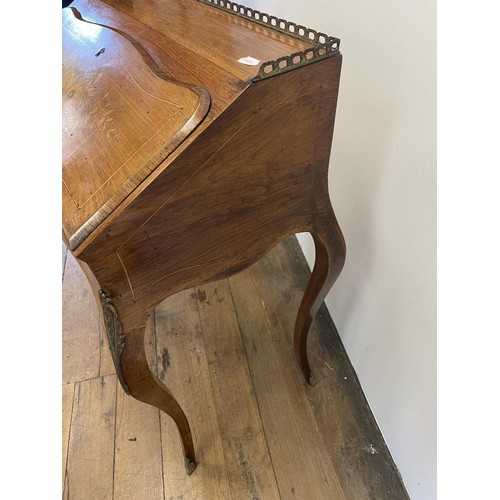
[62,0,346,474]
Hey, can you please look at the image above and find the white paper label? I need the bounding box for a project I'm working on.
[238,56,260,66]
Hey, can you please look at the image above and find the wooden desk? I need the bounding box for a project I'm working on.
[62,0,346,474]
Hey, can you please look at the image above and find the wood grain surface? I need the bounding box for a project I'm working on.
[63,0,349,475]
[195,281,281,499]
[62,238,409,499]
[62,4,210,247]
[155,304,232,498]
[63,0,316,250]
[74,55,343,327]
[228,261,345,498]
[65,375,117,500]
[100,0,312,84]
[114,388,164,499]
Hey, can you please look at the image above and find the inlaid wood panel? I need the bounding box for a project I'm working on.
[73,56,341,342]
[62,5,210,247]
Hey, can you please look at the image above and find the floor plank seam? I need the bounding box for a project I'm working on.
[269,239,410,499]
[256,257,307,386]
[193,285,235,500]
[63,372,117,385]
[63,470,69,500]
[226,278,284,500]
[62,248,68,282]
[157,408,166,500]
[63,383,76,497]
[111,377,118,500]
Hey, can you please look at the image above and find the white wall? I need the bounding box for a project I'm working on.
[246,1,436,499]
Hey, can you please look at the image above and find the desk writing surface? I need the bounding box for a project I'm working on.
[69,0,315,126]
[62,0,316,250]
[62,6,210,247]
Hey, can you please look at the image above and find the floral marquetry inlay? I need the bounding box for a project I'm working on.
[64,70,119,141]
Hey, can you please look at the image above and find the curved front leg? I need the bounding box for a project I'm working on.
[294,219,346,385]
[97,287,196,475]
[119,321,196,474]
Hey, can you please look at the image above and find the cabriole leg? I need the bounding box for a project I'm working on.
[118,318,196,475]
[294,220,346,385]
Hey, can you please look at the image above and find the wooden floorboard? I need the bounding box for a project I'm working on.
[62,254,101,385]
[62,383,75,489]
[65,375,117,500]
[156,299,232,499]
[259,238,410,499]
[195,280,281,499]
[62,240,68,279]
[114,387,164,499]
[228,262,345,499]
[62,236,409,499]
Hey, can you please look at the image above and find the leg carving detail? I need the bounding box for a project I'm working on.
[99,290,130,394]
[118,317,196,475]
[294,221,346,385]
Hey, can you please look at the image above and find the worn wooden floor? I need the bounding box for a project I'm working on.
[62,236,409,500]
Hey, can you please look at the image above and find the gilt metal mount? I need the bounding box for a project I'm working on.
[99,290,130,394]
[196,0,340,82]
